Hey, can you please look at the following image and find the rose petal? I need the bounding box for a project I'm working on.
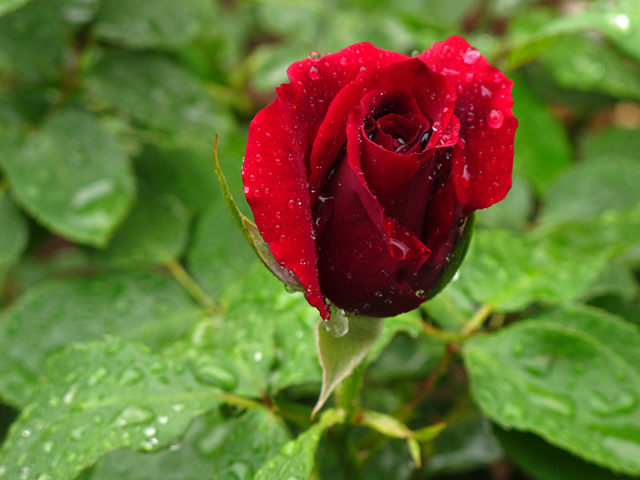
[279,42,408,172]
[243,101,328,319]
[418,36,517,212]
[309,58,456,202]
[347,91,458,239]
[315,155,430,317]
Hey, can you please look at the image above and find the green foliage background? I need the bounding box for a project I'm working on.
[1,0,640,479]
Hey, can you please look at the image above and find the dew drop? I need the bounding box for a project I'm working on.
[287,199,295,209]
[340,57,348,66]
[308,66,320,80]
[324,306,349,338]
[114,406,155,427]
[243,186,250,194]
[487,109,504,129]
[21,429,31,438]
[462,48,481,65]
[415,289,426,298]
[309,51,321,59]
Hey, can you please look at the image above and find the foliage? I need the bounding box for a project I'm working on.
[2,0,640,479]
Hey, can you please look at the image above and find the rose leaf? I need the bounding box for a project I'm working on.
[463,306,640,476]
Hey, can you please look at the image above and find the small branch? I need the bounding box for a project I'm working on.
[422,321,465,343]
[218,392,263,410]
[165,260,218,316]
[397,347,456,421]
[461,303,494,337]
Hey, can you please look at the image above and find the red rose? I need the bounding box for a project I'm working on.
[242,36,516,319]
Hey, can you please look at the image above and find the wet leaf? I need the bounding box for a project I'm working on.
[254,410,344,480]
[510,77,571,193]
[0,339,223,480]
[0,190,28,277]
[91,170,191,266]
[0,271,203,407]
[0,110,135,247]
[87,50,231,147]
[94,0,214,49]
[461,206,640,312]
[464,306,640,476]
[542,35,640,101]
[425,417,504,476]
[0,0,67,80]
[496,428,638,480]
[541,156,640,224]
[92,407,290,480]
[0,0,33,17]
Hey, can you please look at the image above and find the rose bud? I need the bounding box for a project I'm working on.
[242,36,516,320]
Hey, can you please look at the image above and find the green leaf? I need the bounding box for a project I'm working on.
[475,175,533,231]
[541,35,640,101]
[188,202,259,300]
[541,156,640,224]
[92,407,290,480]
[94,0,214,49]
[175,266,322,396]
[0,339,224,480]
[314,316,384,416]
[0,190,28,276]
[368,330,445,383]
[86,50,231,148]
[0,110,135,247]
[460,207,640,312]
[510,77,572,193]
[464,307,640,475]
[254,410,344,480]
[584,262,640,302]
[0,0,33,17]
[134,145,220,213]
[367,312,427,364]
[580,127,640,162]
[579,0,640,63]
[496,428,638,480]
[0,271,202,407]
[172,294,278,398]
[92,165,191,266]
[0,0,67,80]
[426,417,504,476]
[422,280,476,331]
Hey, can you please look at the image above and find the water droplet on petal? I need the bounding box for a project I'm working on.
[462,48,481,65]
[487,109,504,129]
[308,66,320,80]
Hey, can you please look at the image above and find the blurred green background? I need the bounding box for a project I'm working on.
[2,0,640,479]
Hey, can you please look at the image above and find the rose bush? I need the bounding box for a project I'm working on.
[242,36,517,319]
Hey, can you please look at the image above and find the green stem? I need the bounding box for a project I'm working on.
[461,303,494,336]
[334,362,367,421]
[165,260,218,316]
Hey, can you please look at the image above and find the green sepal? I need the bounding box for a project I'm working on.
[426,211,475,301]
[213,137,303,291]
